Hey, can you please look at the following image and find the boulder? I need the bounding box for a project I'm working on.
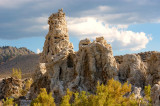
[0,77,22,98]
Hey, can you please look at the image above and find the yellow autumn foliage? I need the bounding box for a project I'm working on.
[61,79,140,106]
[31,88,55,106]
[3,97,14,106]
[31,79,152,106]
[11,68,22,79]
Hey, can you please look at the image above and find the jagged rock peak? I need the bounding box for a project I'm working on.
[40,8,73,63]
[31,10,118,101]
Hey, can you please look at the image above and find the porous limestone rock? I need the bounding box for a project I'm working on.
[30,9,118,102]
[118,54,147,88]
[118,52,160,88]
[151,84,160,106]
[115,51,157,64]
[132,87,142,99]
[117,52,160,105]
[146,52,160,86]
[40,8,73,63]
[0,77,23,98]
[73,37,118,93]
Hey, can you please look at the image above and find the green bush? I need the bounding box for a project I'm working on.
[11,68,22,79]
[3,97,14,106]
[21,79,33,96]
[144,84,152,105]
[31,88,55,106]
[31,79,152,106]
[60,89,73,106]
[25,78,33,90]
[61,79,140,106]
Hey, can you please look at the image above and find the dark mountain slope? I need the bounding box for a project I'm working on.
[0,46,34,64]
[0,54,39,78]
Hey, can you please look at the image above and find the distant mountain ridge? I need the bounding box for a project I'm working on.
[0,46,35,64]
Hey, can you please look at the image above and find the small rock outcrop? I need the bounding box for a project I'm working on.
[0,77,23,98]
[30,9,118,102]
[117,52,160,88]
[132,87,142,99]
[146,52,160,86]
[151,84,160,106]
[116,52,160,105]
[118,54,146,88]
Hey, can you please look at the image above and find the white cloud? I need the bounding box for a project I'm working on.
[67,17,151,51]
[37,48,41,54]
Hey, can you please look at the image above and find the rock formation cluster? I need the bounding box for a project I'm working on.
[117,52,160,106]
[29,9,160,105]
[30,9,118,102]
[116,52,160,87]
[151,84,160,106]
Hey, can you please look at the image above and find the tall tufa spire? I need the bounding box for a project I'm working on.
[40,9,73,63]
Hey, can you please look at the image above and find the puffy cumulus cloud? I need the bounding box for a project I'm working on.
[67,17,151,51]
[37,48,41,54]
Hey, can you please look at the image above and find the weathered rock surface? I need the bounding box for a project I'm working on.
[116,52,160,105]
[118,54,146,88]
[117,52,160,88]
[132,87,142,99]
[146,52,160,86]
[40,8,73,63]
[151,84,160,106]
[115,51,158,64]
[0,77,23,99]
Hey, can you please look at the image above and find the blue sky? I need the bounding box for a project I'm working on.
[0,0,160,55]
